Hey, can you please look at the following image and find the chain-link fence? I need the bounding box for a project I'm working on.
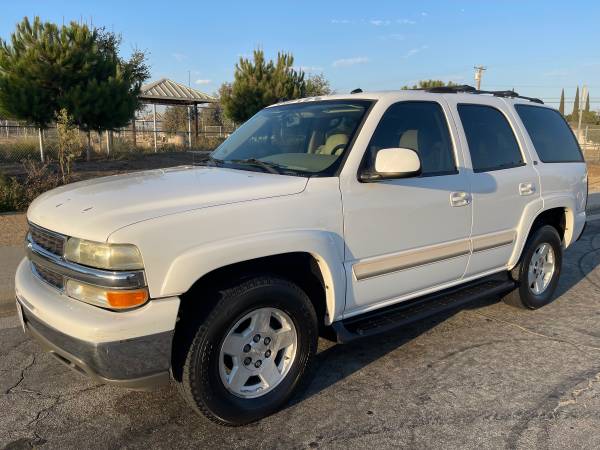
[0,120,234,163]
[2,118,600,165]
[577,126,600,162]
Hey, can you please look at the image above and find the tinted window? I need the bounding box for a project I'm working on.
[515,105,583,163]
[366,102,456,176]
[458,104,524,172]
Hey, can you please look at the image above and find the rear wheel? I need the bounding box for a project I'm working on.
[173,276,318,426]
[503,225,563,309]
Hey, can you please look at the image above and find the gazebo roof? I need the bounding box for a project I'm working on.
[140,78,216,105]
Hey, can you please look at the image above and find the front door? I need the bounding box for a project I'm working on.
[341,100,472,316]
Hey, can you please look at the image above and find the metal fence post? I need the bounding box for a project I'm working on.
[153,104,158,152]
[106,130,112,156]
[187,105,192,148]
[38,127,44,162]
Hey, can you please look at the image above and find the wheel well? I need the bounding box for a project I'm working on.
[529,208,566,241]
[178,252,328,330]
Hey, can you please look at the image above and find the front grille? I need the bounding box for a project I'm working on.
[29,224,66,256]
[32,262,65,290]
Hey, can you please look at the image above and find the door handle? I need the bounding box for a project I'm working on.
[519,182,536,196]
[450,191,471,207]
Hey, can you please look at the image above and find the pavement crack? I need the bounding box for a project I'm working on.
[4,354,36,395]
[468,311,600,355]
[553,372,600,414]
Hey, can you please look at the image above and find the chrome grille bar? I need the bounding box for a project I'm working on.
[28,223,67,256]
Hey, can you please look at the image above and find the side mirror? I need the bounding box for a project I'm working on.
[360,147,421,181]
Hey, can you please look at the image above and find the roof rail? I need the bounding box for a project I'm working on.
[422,84,544,104]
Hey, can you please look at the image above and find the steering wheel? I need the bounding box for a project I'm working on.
[329,144,347,156]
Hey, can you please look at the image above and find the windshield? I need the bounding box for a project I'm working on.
[211,100,371,176]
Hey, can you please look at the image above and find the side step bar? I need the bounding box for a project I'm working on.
[332,274,515,343]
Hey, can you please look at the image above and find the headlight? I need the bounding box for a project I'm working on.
[64,238,143,270]
[66,279,149,310]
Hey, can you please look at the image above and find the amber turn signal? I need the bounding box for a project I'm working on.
[106,289,149,309]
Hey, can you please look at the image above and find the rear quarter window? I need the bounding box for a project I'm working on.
[514,105,584,163]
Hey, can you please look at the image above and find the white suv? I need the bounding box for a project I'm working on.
[15,86,587,425]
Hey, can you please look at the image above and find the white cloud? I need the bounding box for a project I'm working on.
[195,79,212,85]
[421,12,428,17]
[294,66,324,73]
[404,45,428,58]
[331,19,353,24]
[397,19,416,25]
[332,57,369,68]
[370,19,391,26]
[172,53,187,62]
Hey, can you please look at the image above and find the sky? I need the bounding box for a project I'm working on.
[1,0,599,110]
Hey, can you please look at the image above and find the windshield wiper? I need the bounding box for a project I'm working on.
[192,154,224,167]
[229,158,283,174]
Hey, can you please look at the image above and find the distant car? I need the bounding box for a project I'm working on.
[15,86,587,425]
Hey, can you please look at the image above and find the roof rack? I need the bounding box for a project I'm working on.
[422,84,544,104]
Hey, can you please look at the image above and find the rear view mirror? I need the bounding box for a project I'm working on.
[360,147,421,181]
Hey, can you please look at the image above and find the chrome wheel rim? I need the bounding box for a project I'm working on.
[218,307,297,399]
[527,243,556,295]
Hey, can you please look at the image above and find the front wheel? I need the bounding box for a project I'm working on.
[503,225,563,309]
[173,276,318,426]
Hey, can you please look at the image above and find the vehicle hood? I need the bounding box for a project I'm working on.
[27,166,308,241]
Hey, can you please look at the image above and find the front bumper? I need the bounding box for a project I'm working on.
[15,258,180,390]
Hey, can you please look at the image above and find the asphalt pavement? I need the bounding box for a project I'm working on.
[2,219,600,449]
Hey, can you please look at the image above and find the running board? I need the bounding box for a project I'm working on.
[332,274,515,343]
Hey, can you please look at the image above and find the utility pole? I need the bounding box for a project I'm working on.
[474,65,486,90]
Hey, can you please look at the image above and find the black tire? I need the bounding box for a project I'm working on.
[503,225,563,309]
[173,275,318,426]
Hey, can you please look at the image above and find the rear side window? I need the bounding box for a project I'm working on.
[457,104,524,172]
[514,105,583,163]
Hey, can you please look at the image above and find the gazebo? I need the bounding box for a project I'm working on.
[138,78,216,151]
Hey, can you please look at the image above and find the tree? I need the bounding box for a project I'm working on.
[55,108,81,183]
[0,17,150,160]
[220,49,306,123]
[559,89,565,115]
[585,91,590,112]
[305,73,333,97]
[58,25,149,159]
[0,17,62,159]
[401,80,458,90]
[572,86,580,117]
[162,106,188,134]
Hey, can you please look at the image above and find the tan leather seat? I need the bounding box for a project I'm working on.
[315,134,349,155]
[399,129,418,150]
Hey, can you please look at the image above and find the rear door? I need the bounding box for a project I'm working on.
[445,96,541,277]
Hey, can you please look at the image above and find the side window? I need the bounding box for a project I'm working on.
[457,104,524,172]
[366,101,457,176]
[515,105,584,163]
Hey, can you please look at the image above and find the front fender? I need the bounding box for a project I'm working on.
[160,230,346,324]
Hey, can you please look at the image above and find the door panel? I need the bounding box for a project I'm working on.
[447,99,541,277]
[341,100,472,315]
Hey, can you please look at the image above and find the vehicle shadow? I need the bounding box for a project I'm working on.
[288,219,600,408]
